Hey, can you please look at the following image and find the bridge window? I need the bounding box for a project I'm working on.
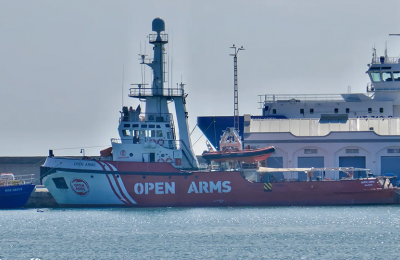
[393,72,400,81]
[370,72,381,82]
[380,107,384,113]
[132,124,139,128]
[346,108,350,113]
[122,130,130,136]
[310,108,314,114]
[300,109,304,114]
[123,124,130,127]
[141,124,147,128]
[156,125,161,128]
[273,109,276,114]
[382,72,393,82]
[334,108,338,114]
[149,125,155,128]
[368,108,372,113]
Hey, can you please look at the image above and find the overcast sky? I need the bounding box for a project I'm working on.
[1,0,400,156]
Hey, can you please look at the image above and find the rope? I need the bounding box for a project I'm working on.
[192,120,214,147]
[190,124,197,136]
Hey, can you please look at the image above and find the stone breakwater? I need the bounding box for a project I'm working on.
[25,186,59,208]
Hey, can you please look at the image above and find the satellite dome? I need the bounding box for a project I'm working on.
[152,18,165,32]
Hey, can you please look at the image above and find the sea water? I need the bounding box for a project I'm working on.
[1,206,400,260]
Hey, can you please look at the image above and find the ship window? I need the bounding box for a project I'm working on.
[52,177,68,189]
[273,109,276,114]
[167,132,172,139]
[380,107,384,113]
[150,130,156,137]
[123,124,130,127]
[382,72,392,82]
[368,108,372,113]
[132,124,139,128]
[156,125,161,128]
[140,130,146,137]
[310,108,314,114]
[165,124,170,128]
[133,130,140,144]
[346,108,350,113]
[122,130,130,136]
[334,108,338,114]
[149,125,155,128]
[141,124,147,128]
[156,130,163,137]
[393,72,400,81]
[300,109,304,114]
[370,72,381,82]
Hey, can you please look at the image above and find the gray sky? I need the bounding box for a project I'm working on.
[1,0,400,156]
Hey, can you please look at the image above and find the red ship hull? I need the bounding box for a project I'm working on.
[41,159,400,207]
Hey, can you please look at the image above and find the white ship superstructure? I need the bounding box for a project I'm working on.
[110,18,198,169]
[243,47,400,178]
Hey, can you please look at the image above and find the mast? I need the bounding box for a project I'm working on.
[230,44,244,133]
[127,18,198,169]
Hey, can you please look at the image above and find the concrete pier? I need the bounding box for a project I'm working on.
[25,186,59,208]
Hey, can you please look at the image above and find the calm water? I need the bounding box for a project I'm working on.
[1,206,400,260]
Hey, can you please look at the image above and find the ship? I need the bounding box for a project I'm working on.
[40,18,400,207]
[198,42,400,180]
[0,173,36,208]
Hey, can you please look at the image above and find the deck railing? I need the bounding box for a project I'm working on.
[258,94,345,108]
[371,56,400,64]
[129,87,184,97]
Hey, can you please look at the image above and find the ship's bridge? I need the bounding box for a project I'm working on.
[367,55,400,91]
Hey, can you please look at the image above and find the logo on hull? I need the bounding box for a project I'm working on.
[70,178,90,196]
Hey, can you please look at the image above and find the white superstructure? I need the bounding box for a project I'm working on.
[243,46,400,178]
[109,18,198,169]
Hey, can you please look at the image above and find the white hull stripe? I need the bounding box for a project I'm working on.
[103,161,117,171]
[113,175,137,204]
[105,174,128,205]
[95,161,136,205]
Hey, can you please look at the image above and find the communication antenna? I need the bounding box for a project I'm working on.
[385,41,388,58]
[121,65,125,107]
[171,29,173,89]
[230,44,245,133]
